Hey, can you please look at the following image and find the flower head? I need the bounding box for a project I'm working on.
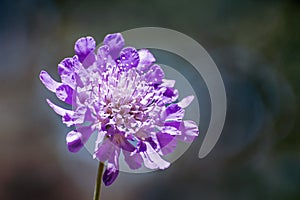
[40,33,199,186]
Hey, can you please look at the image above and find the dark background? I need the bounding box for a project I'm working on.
[0,0,299,199]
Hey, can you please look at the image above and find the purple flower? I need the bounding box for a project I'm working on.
[40,33,199,186]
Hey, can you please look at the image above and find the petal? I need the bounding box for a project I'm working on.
[97,45,110,71]
[39,70,61,92]
[164,121,181,129]
[119,138,136,152]
[103,148,120,186]
[103,163,119,186]
[94,131,106,152]
[66,130,83,153]
[145,137,158,150]
[157,132,173,148]
[165,104,185,121]
[94,139,115,162]
[116,47,139,71]
[136,49,156,72]
[76,125,94,143]
[111,133,135,152]
[74,68,90,88]
[160,87,179,104]
[103,33,125,59]
[103,165,119,186]
[74,36,96,65]
[60,74,76,89]
[57,56,76,76]
[97,45,110,61]
[73,106,96,125]
[177,120,199,142]
[161,79,176,87]
[74,90,91,106]
[156,132,177,155]
[46,99,74,127]
[144,64,164,84]
[178,95,194,108]
[57,56,78,89]
[160,126,181,136]
[164,87,178,99]
[138,141,147,152]
[56,84,73,104]
[142,143,170,170]
[123,151,143,170]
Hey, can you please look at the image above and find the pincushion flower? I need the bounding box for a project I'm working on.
[40,33,199,191]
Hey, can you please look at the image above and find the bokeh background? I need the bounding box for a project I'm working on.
[0,0,299,199]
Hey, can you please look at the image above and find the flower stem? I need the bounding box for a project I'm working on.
[93,162,105,200]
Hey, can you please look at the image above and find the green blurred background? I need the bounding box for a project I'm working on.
[0,0,299,199]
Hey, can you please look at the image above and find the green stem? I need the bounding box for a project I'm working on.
[93,162,105,200]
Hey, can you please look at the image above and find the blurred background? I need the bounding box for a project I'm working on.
[0,0,299,199]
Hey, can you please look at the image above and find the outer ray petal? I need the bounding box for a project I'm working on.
[178,95,194,108]
[177,120,199,142]
[142,143,170,170]
[40,70,61,92]
[103,33,124,59]
[74,36,96,64]
[123,151,143,170]
[156,132,177,155]
[46,99,74,127]
[136,49,156,72]
[103,148,120,186]
[66,130,83,153]
[55,84,73,104]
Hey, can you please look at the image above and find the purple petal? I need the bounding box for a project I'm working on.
[94,131,106,152]
[57,56,78,89]
[165,104,185,121]
[164,121,181,129]
[157,132,173,148]
[111,133,135,152]
[94,139,115,162]
[76,125,94,143]
[144,64,164,84]
[161,87,179,104]
[73,106,96,125]
[164,87,178,98]
[46,99,74,127]
[166,104,181,115]
[97,45,110,61]
[136,49,156,73]
[39,70,60,92]
[60,74,76,89]
[58,56,77,76]
[161,126,181,136]
[75,92,87,108]
[138,141,147,152]
[142,143,170,170]
[178,95,194,108]
[103,33,125,59]
[177,120,199,142]
[66,130,83,153]
[116,47,139,71]
[103,163,119,186]
[97,45,110,71]
[161,79,176,87]
[123,151,143,170]
[56,84,73,104]
[103,148,120,186]
[120,139,136,152]
[74,36,96,65]
[156,132,177,155]
[145,137,157,150]
[74,68,90,88]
